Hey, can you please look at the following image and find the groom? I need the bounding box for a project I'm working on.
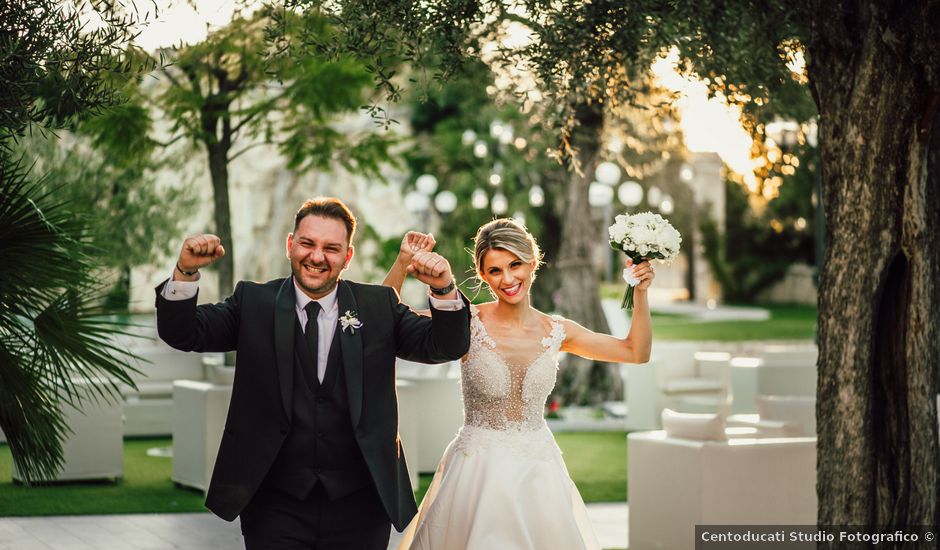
[155,197,470,549]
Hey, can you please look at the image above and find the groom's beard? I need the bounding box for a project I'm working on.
[291,259,344,298]
[294,272,339,296]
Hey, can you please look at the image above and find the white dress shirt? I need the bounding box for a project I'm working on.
[293,282,339,382]
[162,272,464,382]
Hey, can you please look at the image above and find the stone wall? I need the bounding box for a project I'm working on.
[755,262,818,305]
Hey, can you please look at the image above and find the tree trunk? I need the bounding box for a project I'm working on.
[809,0,940,534]
[206,142,235,296]
[555,100,620,405]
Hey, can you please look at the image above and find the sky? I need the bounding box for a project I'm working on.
[133,0,257,52]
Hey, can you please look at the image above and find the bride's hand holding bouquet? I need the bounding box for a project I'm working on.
[608,211,681,309]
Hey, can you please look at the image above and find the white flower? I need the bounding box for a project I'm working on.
[608,210,681,261]
[340,310,363,334]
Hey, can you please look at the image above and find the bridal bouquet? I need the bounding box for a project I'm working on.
[608,211,682,310]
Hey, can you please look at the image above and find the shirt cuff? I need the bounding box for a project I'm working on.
[428,295,465,311]
[162,270,199,301]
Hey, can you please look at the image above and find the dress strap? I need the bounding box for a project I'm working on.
[468,304,495,349]
[542,314,566,349]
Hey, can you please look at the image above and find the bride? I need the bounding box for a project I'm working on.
[384,218,655,550]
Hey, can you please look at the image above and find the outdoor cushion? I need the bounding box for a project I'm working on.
[661,408,727,441]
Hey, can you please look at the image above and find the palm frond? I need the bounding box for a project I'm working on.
[0,153,140,483]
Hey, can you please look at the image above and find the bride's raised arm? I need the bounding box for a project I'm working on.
[560,258,654,364]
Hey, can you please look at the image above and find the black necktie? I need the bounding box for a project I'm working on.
[304,301,322,381]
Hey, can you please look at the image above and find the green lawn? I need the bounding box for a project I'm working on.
[652,303,817,341]
[1,432,628,516]
[600,284,818,341]
[0,439,206,516]
[555,431,627,502]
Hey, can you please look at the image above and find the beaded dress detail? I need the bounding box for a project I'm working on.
[398,304,601,550]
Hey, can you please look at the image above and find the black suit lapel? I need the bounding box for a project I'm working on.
[337,280,363,429]
[274,277,297,420]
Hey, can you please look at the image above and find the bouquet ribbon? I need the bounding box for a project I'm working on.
[622,266,640,287]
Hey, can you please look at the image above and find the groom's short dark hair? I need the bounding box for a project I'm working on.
[294,197,357,244]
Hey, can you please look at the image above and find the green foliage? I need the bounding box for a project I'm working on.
[150,8,394,170]
[0,0,153,486]
[17,134,196,278]
[79,102,157,163]
[400,60,566,307]
[281,0,814,155]
[0,1,155,141]
[701,150,816,302]
[93,8,404,295]
[0,157,138,483]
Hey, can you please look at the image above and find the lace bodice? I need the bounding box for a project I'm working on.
[460,304,566,433]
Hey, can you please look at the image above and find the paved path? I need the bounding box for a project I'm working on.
[0,503,629,550]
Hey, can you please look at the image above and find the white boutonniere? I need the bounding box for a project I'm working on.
[340,310,363,334]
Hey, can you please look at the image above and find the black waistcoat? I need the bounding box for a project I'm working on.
[262,320,371,501]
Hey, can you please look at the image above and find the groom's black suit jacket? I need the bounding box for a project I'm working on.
[155,277,470,530]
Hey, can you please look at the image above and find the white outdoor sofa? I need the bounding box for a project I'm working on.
[12,378,124,483]
[627,410,817,550]
[121,342,219,436]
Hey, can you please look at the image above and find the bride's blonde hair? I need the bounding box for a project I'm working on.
[472,219,543,284]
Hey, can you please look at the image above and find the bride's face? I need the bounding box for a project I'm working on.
[480,248,536,305]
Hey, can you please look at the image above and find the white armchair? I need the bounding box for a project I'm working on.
[121,343,220,436]
[621,344,730,430]
[729,345,816,414]
[757,344,817,396]
[753,394,816,436]
[628,413,816,550]
[171,380,232,492]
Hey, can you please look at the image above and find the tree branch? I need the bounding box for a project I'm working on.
[158,65,185,90]
[230,91,290,136]
[228,140,275,162]
[148,133,186,148]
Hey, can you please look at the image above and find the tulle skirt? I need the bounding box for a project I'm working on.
[397,424,601,550]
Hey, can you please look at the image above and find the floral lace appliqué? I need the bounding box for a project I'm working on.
[452,423,561,461]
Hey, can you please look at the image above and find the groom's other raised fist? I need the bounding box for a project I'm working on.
[407,251,457,299]
[175,234,225,281]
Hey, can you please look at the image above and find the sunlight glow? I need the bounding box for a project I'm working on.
[651,49,760,188]
[478,13,542,109]
[133,0,262,52]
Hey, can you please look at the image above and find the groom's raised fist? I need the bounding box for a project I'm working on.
[176,234,225,279]
[407,251,455,294]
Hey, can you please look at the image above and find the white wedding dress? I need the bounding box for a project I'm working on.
[397,305,601,550]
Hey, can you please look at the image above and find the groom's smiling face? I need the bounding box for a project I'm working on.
[287,215,354,299]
